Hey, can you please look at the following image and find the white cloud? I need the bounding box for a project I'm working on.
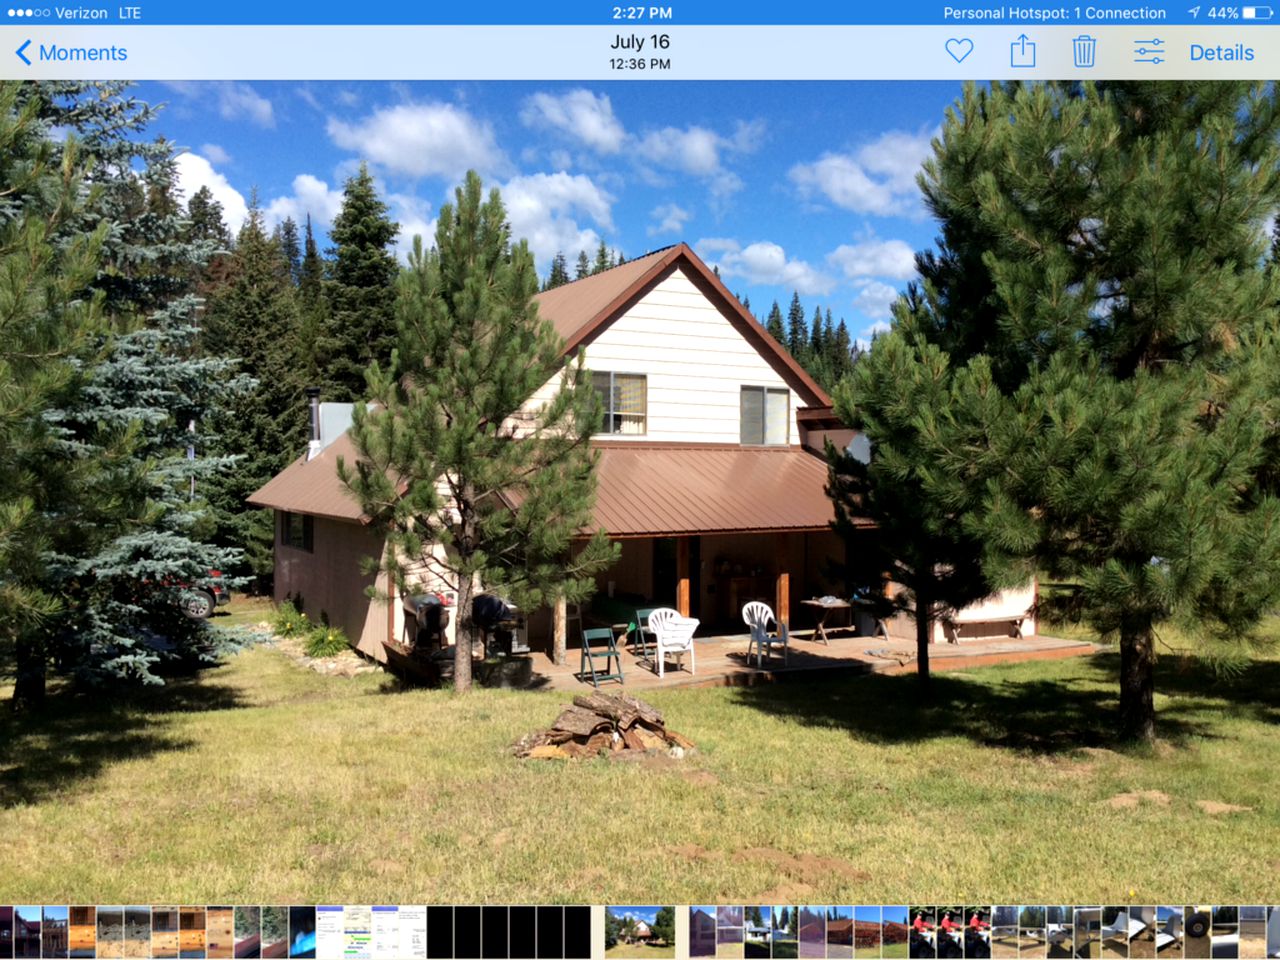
[789,129,934,216]
[385,191,437,261]
[853,281,902,319]
[265,174,345,230]
[828,238,917,281]
[198,143,231,166]
[648,202,691,237]
[693,237,740,256]
[499,172,615,269]
[634,119,763,202]
[162,81,276,128]
[701,239,835,296]
[173,152,248,234]
[520,89,627,154]
[326,102,505,180]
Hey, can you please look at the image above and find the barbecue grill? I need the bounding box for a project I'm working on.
[472,594,529,655]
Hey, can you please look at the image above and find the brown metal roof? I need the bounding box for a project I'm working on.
[533,246,676,344]
[585,442,841,537]
[247,432,366,522]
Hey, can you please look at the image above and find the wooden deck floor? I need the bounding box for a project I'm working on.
[526,628,1096,692]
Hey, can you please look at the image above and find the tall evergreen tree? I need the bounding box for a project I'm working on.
[574,249,591,280]
[342,172,618,692]
[827,320,995,690]
[832,318,854,382]
[544,251,570,290]
[849,81,1280,740]
[317,163,399,402]
[765,301,786,343]
[203,202,306,581]
[0,88,116,708]
[274,216,302,285]
[786,291,807,361]
[809,305,825,360]
[296,214,328,386]
[4,82,250,705]
[592,239,612,275]
[186,185,232,248]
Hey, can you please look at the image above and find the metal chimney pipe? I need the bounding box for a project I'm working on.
[305,386,322,460]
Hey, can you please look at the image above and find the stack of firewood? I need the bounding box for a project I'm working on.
[513,692,695,759]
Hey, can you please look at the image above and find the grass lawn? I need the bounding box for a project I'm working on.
[605,944,676,959]
[882,945,909,960]
[2,620,1279,902]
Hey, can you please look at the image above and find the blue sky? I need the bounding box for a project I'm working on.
[609,906,661,925]
[138,80,966,346]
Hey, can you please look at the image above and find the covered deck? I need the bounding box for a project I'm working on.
[527,627,1095,692]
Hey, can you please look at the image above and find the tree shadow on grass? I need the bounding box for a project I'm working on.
[0,665,248,808]
[726,651,1280,754]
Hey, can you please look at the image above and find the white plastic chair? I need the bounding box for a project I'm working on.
[742,601,789,667]
[648,606,698,678]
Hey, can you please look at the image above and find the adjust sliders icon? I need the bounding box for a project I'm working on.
[1133,37,1165,63]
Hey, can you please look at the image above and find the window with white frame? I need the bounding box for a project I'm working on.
[740,386,790,445]
[592,371,647,435]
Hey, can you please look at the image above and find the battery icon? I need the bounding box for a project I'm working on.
[1243,5,1273,17]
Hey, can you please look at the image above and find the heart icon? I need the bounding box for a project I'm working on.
[946,38,975,63]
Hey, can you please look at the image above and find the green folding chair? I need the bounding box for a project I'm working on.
[631,607,658,659]
[580,627,624,687]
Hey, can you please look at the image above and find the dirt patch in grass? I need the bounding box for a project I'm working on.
[730,847,870,885]
[682,769,720,787]
[754,880,815,902]
[1102,790,1170,809]
[669,843,713,861]
[1195,799,1252,815]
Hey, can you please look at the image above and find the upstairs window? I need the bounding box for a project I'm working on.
[740,386,790,445]
[592,371,647,435]
[281,511,314,552]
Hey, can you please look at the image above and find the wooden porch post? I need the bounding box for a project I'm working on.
[676,537,691,617]
[776,532,790,627]
[552,594,567,666]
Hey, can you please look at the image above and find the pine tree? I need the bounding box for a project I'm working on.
[544,251,570,290]
[832,318,854,382]
[203,202,306,582]
[186,185,232,248]
[765,301,786,343]
[592,239,612,275]
[317,163,399,402]
[296,214,328,386]
[786,291,807,361]
[0,87,116,708]
[741,295,751,316]
[274,216,302,285]
[574,250,591,280]
[3,82,249,705]
[342,172,618,692]
[854,81,1280,740]
[809,305,825,360]
[827,318,993,690]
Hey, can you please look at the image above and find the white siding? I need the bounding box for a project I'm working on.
[520,265,806,445]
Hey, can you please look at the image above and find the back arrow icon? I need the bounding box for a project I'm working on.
[16,39,31,65]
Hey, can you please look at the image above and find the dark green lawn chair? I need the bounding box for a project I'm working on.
[630,607,659,659]
[580,627,624,687]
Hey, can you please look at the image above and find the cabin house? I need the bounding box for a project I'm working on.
[250,242,1034,664]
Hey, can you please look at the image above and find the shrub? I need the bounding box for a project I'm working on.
[304,625,349,658]
[272,600,308,637]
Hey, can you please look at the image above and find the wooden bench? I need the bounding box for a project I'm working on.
[941,609,1026,643]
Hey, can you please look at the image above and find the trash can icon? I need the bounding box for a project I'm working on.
[1073,35,1097,67]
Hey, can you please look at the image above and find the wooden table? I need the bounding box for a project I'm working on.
[801,598,852,644]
